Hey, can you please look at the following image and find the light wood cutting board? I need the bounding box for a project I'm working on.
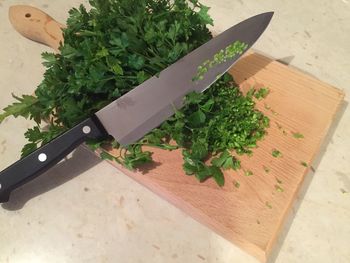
[9,5,345,262]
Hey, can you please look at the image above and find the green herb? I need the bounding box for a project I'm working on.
[265,201,273,209]
[244,170,253,176]
[272,149,282,158]
[275,122,282,130]
[300,161,308,167]
[271,109,278,115]
[292,132,304,139]
[263,165,270,173]
[254,87,270,100]
[233,180,240,188]
[0,0,269,186]
[264,103,271,110]
[0,94,40,124]
[193,41,248,81]
[211,150,241,171]
[100,151,117,162]
[274,184,284,192]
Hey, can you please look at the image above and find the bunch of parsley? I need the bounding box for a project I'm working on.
[0,0,269,186]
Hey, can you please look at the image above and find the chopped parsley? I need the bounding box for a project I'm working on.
[254,87,270,100]
[292,132,304,139]
[265,201,273,209]
[233,181,240,189]
[301,161,308,167]
[272,149,283,158]
[244,170,254,176]
[275,184,284,192]
[263,166,270,173]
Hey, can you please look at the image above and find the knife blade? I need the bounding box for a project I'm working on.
[0,12,273,203]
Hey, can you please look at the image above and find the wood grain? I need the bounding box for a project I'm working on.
[9,5,64,52]
[9,6,345,262]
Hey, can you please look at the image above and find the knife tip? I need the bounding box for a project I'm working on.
[264,11,274,19]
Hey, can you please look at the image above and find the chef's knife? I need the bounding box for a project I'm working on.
[0,12,273,203]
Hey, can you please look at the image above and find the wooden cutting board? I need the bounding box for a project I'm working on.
[9,5,345,262]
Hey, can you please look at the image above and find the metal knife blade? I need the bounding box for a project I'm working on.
[96,12,274,145]
[0,12,273,203]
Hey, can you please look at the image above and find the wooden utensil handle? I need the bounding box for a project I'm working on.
[8,5,64,52]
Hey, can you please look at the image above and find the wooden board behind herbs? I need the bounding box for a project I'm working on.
[7,3,345,262]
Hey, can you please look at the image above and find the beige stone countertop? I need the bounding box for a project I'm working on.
[0,1,349,262]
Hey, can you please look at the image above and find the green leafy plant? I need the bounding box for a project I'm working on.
[0,0,269,186]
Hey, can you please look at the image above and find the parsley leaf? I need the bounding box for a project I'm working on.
[0,94,40,124]
[197,5,214,26]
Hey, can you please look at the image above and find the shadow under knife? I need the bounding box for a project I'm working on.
[1,146,102,211]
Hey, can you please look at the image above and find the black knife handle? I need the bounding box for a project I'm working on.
[0,115,107,203]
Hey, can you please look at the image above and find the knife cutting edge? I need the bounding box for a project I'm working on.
[0,12,273,203]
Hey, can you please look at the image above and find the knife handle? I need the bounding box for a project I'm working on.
[0,116,107,203]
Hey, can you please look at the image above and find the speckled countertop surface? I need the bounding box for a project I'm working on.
[0,1,349,262]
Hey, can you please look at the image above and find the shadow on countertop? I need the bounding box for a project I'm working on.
[1,146,101,211]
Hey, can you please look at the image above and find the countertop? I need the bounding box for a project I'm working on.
[0,1,349,262]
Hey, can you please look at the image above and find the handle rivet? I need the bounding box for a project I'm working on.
[0,183,2,190]
[38,153,47,162]
[82,126,91,134]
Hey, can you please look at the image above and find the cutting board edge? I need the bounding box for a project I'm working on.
[263,80,345,259]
